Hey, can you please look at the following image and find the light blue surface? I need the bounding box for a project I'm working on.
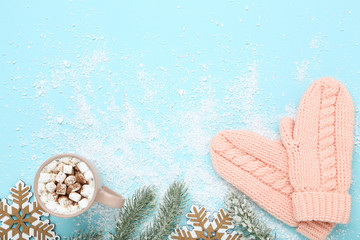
[0,1,359,239]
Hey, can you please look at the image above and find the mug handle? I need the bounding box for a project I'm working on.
[95,186,125,209]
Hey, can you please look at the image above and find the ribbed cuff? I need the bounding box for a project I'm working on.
[297,221,335,240]
[292,192,351,223]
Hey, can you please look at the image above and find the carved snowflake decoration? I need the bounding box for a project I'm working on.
[0,180,59,240]
[170,205,242,240]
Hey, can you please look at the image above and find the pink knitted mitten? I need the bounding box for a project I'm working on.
[210,77,354,240]
[280,77,354,223]
[211,130,335,240]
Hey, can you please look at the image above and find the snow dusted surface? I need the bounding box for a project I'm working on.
[1,1,360,239]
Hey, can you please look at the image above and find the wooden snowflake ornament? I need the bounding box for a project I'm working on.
[0,180,58,240]
[170,205,242,240]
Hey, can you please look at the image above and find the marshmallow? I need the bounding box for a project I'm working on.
[58,206,68,214]
[88,180,95,187]
[46,201,58,211]
[58,196,72,207]
[38,183,46,194]
[69,192,81,202]
[56,183,67,195]
[45,160,59,172]
[71,157,80,165]
[45,182,57,193]
[54,163,63,173]
[69,204,80,213]
[38,173,51,183]
[60,156,72,164]
[78,198,89,209]
[49,192,58,201]
[64,175,76,186]
[55,172,67,183]
[84,170,93,181]
[63,164,73,174]
[71,182,81,192]
[40,195,49,204]
[80,185,92,198]
[75,172,87,184]
[88,191,94,200]
[49,173,57,182]
[67,183,81,195]
[77,162,89,173]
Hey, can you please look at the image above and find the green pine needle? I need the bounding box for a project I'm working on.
[111,185,156,240]
[139,181,189,240]
[66,229,103,240]
[225,191,276,240]
[66,181,188,240]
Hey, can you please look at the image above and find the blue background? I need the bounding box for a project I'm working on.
[0,1,359,239]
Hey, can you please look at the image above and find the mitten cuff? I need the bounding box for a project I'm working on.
[292,192,351,223]
[297,221,335,240]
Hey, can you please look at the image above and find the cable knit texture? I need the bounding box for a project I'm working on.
[211,130,335,240]
[280,77,354,223]
[210,77,354,240]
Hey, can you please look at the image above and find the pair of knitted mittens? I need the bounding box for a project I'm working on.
[210,77,354,240]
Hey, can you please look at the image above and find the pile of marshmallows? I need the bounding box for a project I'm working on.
[37,156,95,215]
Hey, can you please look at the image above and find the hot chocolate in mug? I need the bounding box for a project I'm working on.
[34,153,125,218]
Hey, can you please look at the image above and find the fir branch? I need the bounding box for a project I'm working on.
[225,191,276,240]
[139,181,189,240]
[66,229,103,240]
[111,185,156,240]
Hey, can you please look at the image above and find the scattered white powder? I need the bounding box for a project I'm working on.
[352,106,360,207]
[28,41,358,240]
[284,104,297,119]
[223,61,278,140]
[310,33,328,50]
[177,98,218,157]
[33,53,280,235]
[295,59,311,82]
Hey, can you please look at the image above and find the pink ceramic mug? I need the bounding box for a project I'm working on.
[34,153,125,218]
